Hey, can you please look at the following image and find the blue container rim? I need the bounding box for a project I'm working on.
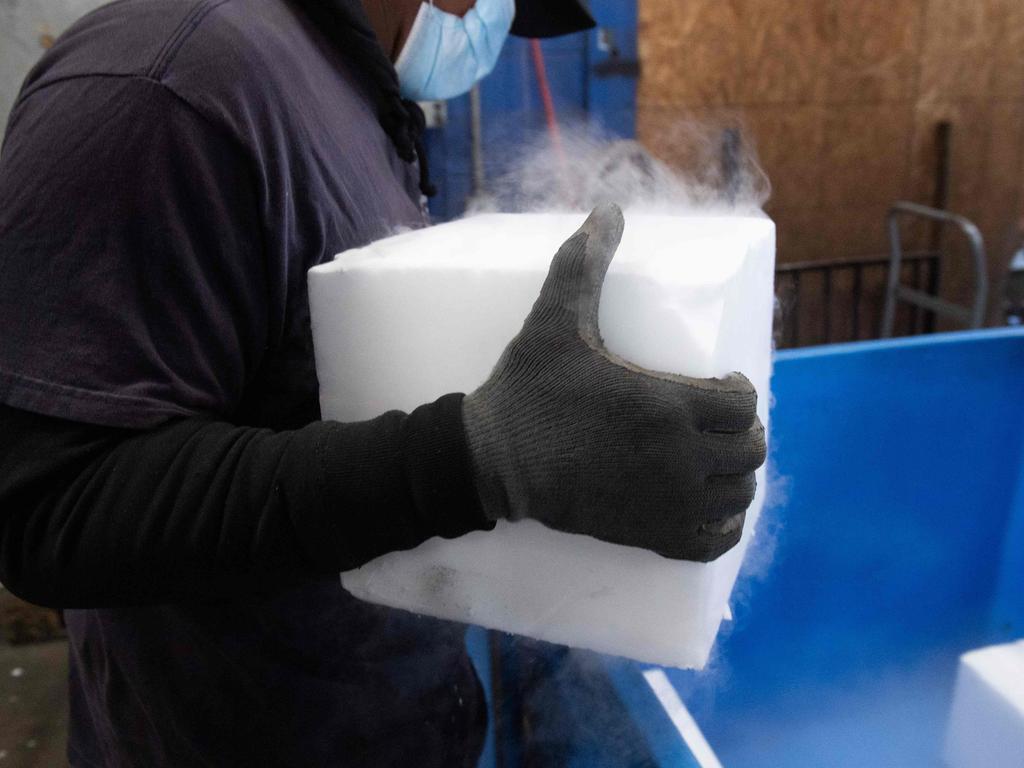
[775,327,1024,363]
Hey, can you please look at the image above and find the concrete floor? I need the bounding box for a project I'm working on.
[0,640,69,767]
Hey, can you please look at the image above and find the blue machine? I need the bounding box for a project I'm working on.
[473,328,1024,766]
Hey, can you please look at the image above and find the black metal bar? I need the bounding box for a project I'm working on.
[931,122,952,210]
[925,251,940,333]
[929,124,952,256]
[926,122,951,333]
[852,264,863,341]
[910,258,922,333]
[790,272,801,348]
[777,250,938,273]
[874,263,884,340]
[822,266,833,343]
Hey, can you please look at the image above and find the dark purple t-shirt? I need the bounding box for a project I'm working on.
[0,0,484,765]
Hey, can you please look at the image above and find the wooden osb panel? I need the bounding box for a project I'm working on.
[635,104,746,177]
[918,0,1003,100]
[638,0,742,107]
[743,105,826,210]
[986,101,1024,209]
[820,103,915,208]
[732,0,830,105]
[824,0,926,104]
[771,205,828,264]
[991,0,1024,99]
[637,0,1024,321]
[820,204,892,260]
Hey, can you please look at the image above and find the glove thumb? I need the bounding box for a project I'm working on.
[530,203,625,345]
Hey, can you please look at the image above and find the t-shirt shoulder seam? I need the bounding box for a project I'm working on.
[12,1,234,109]
[14,71,147,111]
[147,0,236,81]
[13,72,247,164]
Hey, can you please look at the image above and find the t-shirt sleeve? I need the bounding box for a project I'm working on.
[0,75,267,428]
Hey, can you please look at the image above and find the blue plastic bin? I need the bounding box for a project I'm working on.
[628,328,1024,766]
[477,328,1024,767]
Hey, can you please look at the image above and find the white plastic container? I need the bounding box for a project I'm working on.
[308,210,775,669]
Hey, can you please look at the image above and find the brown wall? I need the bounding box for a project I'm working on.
[636,0,1024,327]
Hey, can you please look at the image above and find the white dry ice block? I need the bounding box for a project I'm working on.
[308,211,775,669]
[944,639,1024,768]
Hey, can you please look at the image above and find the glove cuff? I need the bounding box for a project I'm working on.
[402,393,496,538]
[462,390,516,522]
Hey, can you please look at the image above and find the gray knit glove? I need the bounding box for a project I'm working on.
[462,204,766,562]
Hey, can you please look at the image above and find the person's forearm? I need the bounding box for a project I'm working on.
[0,395,488,608]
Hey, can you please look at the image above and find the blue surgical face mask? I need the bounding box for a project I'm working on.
[395,0,515,101]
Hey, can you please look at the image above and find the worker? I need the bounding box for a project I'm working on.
[0,0,766,765]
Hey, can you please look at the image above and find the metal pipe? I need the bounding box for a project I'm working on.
[822,266,832,343]
[852,265,863,341]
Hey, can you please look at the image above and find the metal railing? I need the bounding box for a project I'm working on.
[775,251,940,349]
[881,202,988,336]
[769,121,971,349]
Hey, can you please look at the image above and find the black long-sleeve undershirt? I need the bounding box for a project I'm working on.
[0,395,492,609]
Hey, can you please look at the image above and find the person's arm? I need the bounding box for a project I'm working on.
[0,396,488,608]
[0,76,487,608]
